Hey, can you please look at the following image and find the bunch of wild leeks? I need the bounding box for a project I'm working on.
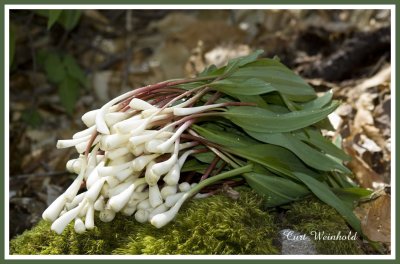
[43,50,368,235]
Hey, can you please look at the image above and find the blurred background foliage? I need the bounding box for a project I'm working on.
[9,9,391,253]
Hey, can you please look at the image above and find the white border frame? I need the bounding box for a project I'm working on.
[4,4,396,260]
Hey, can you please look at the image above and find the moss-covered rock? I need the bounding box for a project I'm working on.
[284,198,364,254]
[11,188,279,255]
[10,189,365,255]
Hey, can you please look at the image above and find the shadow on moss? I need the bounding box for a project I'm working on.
[10,188,279,255]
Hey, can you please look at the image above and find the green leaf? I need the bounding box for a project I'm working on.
[293,128,351,161]
[58,10,82,31]
[222,101,339,133]
[10,23,15,68]
[192,124,257,148]
[231,59,316,102]
[243,172,310,207]
[333,187,373,208]
[211,78,274,95]
[233,94,269,108]
[198,64,218,77]
[58,76,80,115]
[63,54,87,87]
[44,52,66,83]
[299,90,333,110]
[293,172,362,234]
[224,49,264,75]
[193,152,216,164]
[246,131,351,173]
[47,10,62,30]
[227,144,321,179]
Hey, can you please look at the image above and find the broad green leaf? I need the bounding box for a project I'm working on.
[224,49,264,75]
[44,52,66,83]
[234,94,269,108]
[231,59,316,102]
[293,128,351,161]
[58,10,82,31]
[246,131,351,173]
[211,78,274,95]
[10,23,15,68]
[222,101,339,133]
[243,172,310,207]
[293,172,362,234]
[58,76,80,115]
[63,54,87,87]
[198,64,218,77]
[192,124,257,148]
[47,10,62,30]
[328,171,357,189]
[227,144,321,179]
[193,152,216,164]
[333,187,373,208]
[299,90,333,110]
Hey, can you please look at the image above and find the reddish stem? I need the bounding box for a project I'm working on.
[85,131,98,157]
[200,155,221,181]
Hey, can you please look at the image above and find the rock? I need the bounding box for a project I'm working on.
[279,229,317,255]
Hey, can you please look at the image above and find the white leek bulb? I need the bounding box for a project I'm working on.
[150,154,177,178]
[129,98,157,110]
[64,165,86,201]
[100,133,130,151]
[148,204,169,220]
[137,199,151,210]
[57,135,91,149]
[82,109,99,127]
[72,125,97,139]
[85,204,95,229]
[85,178,106,202]
[96,90,134,134]
[106,147,130,160]
[108,183,135,212]
[144,161,159,186]
[149,185,163,208]
[151,193,189,228]
[74,218,86,234]
[173,103,223,116]
[144,139,167,153]
[178,182,191,192]
[121,205,136,216]
[97,161,132,177]
[134,209,149,223]
[160,185,178,199]
[86,161,104,189]
[51,199,87,234]
[42,194,67,222]
[165,192,185,207]
[65,192,86,210]
[94,196,105,211]
[99,208,116,222]
[163,163,180,186]
[104,176,120,188]
[132,154,159,172]
[105,112,132,127]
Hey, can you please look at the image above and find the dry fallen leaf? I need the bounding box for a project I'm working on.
[361,194,391,243]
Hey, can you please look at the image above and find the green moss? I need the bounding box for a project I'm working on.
[10,213,141,255]
[284,198,364,255]
[11,188,279,255]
